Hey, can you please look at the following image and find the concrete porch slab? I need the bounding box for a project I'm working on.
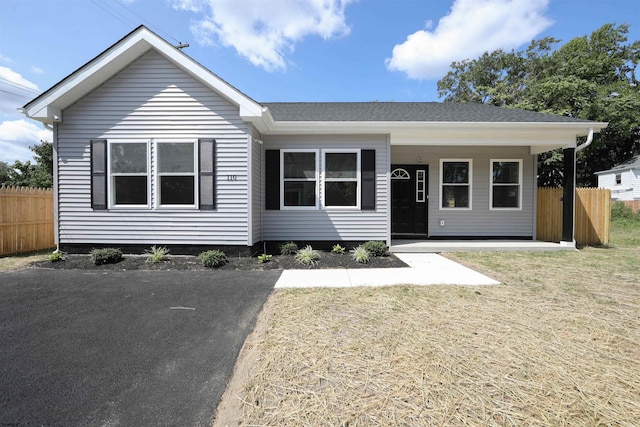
[390,240,576,253]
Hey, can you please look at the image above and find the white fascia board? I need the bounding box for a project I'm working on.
[242,106,275,133]
[24,27,264,123]
[269,121,608,135]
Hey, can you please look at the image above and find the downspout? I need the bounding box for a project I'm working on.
[576,128,594,152]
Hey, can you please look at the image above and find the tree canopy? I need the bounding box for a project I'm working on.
[0,141,53,189]
[437,23,640,186]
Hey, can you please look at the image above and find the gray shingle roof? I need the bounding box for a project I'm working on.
[262,102,593,123]
[596,155,640,174]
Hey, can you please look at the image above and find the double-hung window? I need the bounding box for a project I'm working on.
[278,149,363,209]
[440,159,472,209]
[282,150,318,208]
[324,151,360,208]
[157,142,197,207]
[110,142,149,207]
[490,159,522,209]
[105,140,201,209]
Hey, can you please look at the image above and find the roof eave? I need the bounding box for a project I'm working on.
[263,120,609,135]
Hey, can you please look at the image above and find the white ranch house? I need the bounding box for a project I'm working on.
[596,155,640,201]
[21,26,607,254]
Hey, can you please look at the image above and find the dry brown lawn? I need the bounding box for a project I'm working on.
[0,252,47,272]
[215,230,640,426]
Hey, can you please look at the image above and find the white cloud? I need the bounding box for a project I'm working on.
[0,66,41,115]
[386,0,553,80]
[0,52,13,64]
[30,66,44,75]
[172,0,355,71]
[0,119,51,163]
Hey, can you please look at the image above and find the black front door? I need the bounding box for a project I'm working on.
[391,165,428,237]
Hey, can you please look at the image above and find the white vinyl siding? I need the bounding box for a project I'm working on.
[263,135,388,241]
[597,169,639,201]
[392,146,535,238]
[56,49,250,246]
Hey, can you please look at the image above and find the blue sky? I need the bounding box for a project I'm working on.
[1,0,638,163]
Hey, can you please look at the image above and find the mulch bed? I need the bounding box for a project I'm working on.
[33,252,408,271]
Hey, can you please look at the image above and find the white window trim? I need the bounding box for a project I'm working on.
[615,173,622,185]
[108,140,151,210]
[280,149,319,210]
[439,159,473,210]
[322,149,361,210]
[490,159,523,211]
[154,140,199,209]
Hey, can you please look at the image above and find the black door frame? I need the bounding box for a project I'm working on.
[390,164,429,238]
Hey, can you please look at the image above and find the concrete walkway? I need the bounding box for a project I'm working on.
[275,253,500,288]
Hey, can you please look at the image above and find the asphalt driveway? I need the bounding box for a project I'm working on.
[0,268,279,426]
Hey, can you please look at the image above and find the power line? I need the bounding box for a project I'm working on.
[91,0,182,46]
[90,0,137,29]
[0,77,41,95]
[113,0,181,44]
[0,88,34,99]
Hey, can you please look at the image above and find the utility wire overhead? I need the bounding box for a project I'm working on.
[0,77,41,95]
[91,0,182,45]
[113,0,181,44]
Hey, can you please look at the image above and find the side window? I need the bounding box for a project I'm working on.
[102,140,207,210]
[282,150,318,208]
[157,142,196,207]
[440,159,472,209]
[615,173,622,185]
[324,151,359,208]
[110,142,149,207]
[491,160,522,209]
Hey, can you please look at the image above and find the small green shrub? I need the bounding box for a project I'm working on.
[295,245,320,267]
[258,253,272,263]
[351,245,370,264]
[145,245,169,263]
[331,244,346,254]
[48,250,65,262]
[280,241,298,255]
[611,201,640,223]
[90,248,123,265]
[362,240,388,257]
[199,250,228,268]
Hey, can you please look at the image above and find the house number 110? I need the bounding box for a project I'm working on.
[227,175,237,181]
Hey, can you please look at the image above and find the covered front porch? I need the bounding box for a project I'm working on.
[390,239,576,253]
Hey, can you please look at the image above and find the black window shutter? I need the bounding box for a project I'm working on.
[199,138,216,210]
[90,139,107,210]
[265,149,280,210]
[361,149,376,210]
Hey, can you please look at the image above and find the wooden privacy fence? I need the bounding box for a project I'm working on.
[537,187,611,246]
[0,187,55,256]
[620,200,640,212]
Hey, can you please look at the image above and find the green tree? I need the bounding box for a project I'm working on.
[0,161,10,185]
[0,141,53,188]
[30,140,53,188]
[438,23,640,186]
